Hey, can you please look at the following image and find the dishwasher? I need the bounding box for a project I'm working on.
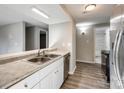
[64,53,70,80]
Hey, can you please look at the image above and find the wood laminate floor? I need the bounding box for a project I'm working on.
[61,62,110,89]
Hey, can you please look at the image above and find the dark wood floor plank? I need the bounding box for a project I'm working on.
[61,62,110,89]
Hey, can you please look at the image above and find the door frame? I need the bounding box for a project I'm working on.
[40,30,48,49]
[94,27,110,64]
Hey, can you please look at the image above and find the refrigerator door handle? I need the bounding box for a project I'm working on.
[112,30,123,88]
[115,29,124,88]
[113,30,120,66]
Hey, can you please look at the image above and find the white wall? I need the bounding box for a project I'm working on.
[105,28,110,50]
[76,26,95,63]
[0,22,25,54]
[49,21,76,74]
[76,23,110,64]
[49,22,72,50]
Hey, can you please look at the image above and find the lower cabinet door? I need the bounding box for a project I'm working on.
[55,66,64,88]
[40,72,53,89]
[52,68,58,89]
[39,58,64,89]
[52,65,64,89]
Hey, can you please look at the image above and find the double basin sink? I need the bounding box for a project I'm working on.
[27,54,60,65]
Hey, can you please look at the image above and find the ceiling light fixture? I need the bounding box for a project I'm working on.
[85,4,96,11]
[32,7,49,19]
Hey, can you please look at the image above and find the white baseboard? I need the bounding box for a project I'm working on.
[68,66,76,75]
[76,59,95,64]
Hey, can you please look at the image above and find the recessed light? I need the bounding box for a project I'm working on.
[85,4,96,11]
[32,7,49,19]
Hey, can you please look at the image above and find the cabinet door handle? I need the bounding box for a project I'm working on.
[24,84,28,88]
[54,70,59,74]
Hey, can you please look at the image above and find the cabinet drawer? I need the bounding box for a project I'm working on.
[10,70,40,89]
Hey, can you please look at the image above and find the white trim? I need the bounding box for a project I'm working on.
[68,66,76,75]
[76,59,95,64]
[95,61,102,64]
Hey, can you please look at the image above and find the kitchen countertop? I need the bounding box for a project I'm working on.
[47,49,70,56]
[0,49,70,89]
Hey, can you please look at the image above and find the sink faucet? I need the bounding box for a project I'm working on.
[37,49,45,56]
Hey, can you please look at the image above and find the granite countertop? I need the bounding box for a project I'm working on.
[0,49,70,89]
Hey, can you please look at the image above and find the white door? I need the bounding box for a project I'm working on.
[95,28,109,64]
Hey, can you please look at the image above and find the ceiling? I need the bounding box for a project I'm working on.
[0,4,116,28]
[0,4,70,29]
[64,4,115,25]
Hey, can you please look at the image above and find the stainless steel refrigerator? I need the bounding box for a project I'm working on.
[110,28,124,88]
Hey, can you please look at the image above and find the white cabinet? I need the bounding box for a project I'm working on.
[9,57,64,89]
[39,57,64,89]
[32,83,40,89]
[52,61,64,88]
[40,72,53,89]
[56,65,64,88]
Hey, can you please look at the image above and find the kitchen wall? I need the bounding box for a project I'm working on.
[105,28,110,50]
[76,26,95,63]
[76,23,110,63]
[0,22,25,54]
[49,22,72,49]
[49,21,76,74]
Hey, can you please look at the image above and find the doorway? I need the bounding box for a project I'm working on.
[95,27,110,64]
[40,31,47,49]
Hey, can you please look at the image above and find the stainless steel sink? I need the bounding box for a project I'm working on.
[27,54,60,64]
[44,54,60,58]
[28,57,51,63]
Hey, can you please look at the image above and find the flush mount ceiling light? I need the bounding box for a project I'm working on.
[85,4,96,11]
[32,7,49,19]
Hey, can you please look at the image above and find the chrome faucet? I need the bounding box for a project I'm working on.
[37,49,46,56]
[42,51,45,56]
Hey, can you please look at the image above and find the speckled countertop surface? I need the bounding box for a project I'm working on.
[0,49,69,89]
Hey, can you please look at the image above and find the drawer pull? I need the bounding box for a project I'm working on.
[24,84,28,88]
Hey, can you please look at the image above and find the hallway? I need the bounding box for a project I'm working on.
[61,62,110,89]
